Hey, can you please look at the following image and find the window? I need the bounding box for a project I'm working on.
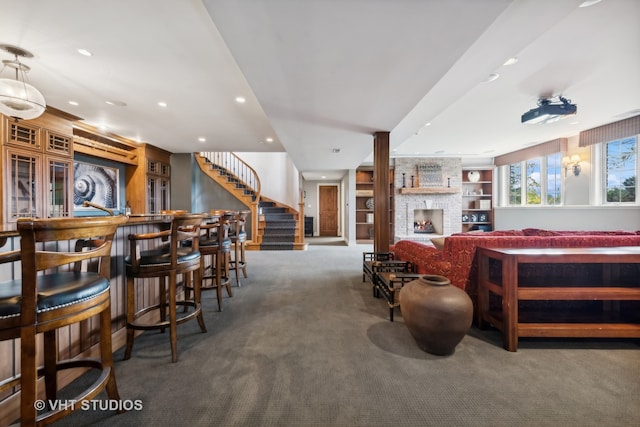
[526,159,541,204]
[604,136,637,203]
[547,153,562,205]
[509,163,521,205]
[505,153,563,206]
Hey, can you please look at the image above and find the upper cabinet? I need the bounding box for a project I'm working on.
[1,110,76,222]
[461,167,494,232]
[124,143,171,214]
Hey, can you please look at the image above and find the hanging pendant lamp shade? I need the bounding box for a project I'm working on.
[0,45,46,120]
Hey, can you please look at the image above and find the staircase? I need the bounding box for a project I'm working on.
[259,201,297,250]
[195,152,307,250]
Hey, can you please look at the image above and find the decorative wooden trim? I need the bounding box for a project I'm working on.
[73,135,138,164]
[399,187,460,194]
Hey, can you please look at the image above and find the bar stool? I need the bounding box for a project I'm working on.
[0,215,127,425]
[228,210,250,286]
[189,210,232,311]
[124,212,206,363]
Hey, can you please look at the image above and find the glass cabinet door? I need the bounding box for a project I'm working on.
[147,177,157,213]
[47,157,72,217]
[7,151,39,220]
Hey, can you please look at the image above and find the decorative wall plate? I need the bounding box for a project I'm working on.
[365,198,374,209]
[467,170,480,182]
[461,214,469,222]
[479,213,488,222]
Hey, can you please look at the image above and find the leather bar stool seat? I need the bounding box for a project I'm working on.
[0,215,127,425]
[124,212,206,363]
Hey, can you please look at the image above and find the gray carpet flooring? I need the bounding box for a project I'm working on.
[59,243,639,426]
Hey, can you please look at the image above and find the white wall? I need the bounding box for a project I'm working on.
[495,206,640,231]
[236,153,300,209]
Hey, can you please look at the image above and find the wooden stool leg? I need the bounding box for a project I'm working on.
[240,241,248,278]
[224,252,233,297]
[194,265,207,333]
[169,272,178,363]
[20,327,38,425]
[159,278,167,333]
[233,241,241,286]
[100,303,122,404]
[124,276,136,360]
[215,251,223,311]
[43,330,58,402]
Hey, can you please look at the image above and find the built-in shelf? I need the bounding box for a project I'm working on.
[399,187,460,195]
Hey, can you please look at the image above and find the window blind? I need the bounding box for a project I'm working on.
[579,115,640,147]
[494,138,567,166]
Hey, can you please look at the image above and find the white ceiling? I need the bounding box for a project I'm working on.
[1,0,638,181]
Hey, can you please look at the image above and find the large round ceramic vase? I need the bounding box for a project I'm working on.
[399,274,473,356]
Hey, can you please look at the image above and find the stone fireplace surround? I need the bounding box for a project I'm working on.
[394,157,462,243]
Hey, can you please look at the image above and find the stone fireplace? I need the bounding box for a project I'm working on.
[394,158,462,243]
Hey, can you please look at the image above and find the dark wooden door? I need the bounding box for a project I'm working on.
[319,185,338,236]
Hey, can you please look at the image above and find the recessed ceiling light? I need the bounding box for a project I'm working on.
[265,137,274,143]
[198,137,206,143]
[68,101,79,106]
[105,100,126,107]
[424,122,431,127]
[235,96,246,104]
[77,48,92,57]
[321,176,326,179]
[484,73,500,83]
[579,0,602,7]
[157,101,167,107]
[503,57,518,66]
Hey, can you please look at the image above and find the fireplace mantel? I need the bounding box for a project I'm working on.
[399,187,460,195]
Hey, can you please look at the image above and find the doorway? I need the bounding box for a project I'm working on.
[318,185,339,236]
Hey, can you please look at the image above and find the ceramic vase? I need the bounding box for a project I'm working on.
[399,274,473,356]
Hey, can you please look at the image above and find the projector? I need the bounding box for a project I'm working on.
[521,97,577,124]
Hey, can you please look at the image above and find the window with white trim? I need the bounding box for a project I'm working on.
[505,152,562,206]
[604,136,637,203]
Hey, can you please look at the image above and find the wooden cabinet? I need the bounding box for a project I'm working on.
[355,167,393,243]
[146,157,171,214]
[2,112,75,222]
[461,167,493,232]
[125,144,171,214]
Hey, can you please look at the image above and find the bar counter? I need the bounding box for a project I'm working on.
[0,214,180,425]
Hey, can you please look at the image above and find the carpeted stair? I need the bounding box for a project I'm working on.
[207,162,258,202]
[260,201,296,250]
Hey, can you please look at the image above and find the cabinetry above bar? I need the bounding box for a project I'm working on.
[398,187,460,195]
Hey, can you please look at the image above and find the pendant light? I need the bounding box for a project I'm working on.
[0,44,46,120]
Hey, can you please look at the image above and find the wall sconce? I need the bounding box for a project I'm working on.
[562,154,582,176]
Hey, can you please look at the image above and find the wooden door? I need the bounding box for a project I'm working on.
[319,185,338,236]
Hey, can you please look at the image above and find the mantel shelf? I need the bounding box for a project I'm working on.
[399,187,460,195]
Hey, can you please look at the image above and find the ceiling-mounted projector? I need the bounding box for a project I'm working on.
[521,96,577,124]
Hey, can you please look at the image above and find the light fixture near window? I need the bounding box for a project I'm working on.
[0,44,46,120]
[562,154,582,176]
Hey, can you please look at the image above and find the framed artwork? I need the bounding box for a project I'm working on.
[73,161,119,210]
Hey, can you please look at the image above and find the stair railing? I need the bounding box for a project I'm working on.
[198,152,261,242]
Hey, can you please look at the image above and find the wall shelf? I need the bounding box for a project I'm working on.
[399,187,460,195]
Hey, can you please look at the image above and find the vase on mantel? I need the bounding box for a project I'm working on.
[399,274,473,356]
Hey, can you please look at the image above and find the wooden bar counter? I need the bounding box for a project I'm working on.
[0,215,175,424]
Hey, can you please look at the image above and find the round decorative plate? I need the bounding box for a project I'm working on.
[365,198,374,209]
[467,170,480,182]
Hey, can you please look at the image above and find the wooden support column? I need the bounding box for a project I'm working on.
[373,131,390,252]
